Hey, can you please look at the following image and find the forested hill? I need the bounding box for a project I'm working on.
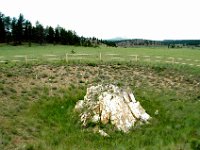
[114,39,200,47]
[115,39,162,47]
[0,12,113,47]
[162,40,200,46]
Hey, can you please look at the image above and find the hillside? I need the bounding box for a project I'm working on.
[114,39,200,47]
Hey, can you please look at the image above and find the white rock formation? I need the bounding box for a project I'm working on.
[75,84,151,134]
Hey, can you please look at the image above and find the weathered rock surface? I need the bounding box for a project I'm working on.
[75,84,151,134]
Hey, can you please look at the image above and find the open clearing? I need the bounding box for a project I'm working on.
[0,45,200,149]
[0,44,200,67]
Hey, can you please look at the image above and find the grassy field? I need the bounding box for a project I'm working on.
[0,44,200,66]
[0,45,200,149]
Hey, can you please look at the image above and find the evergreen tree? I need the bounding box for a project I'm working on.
[55,27,60,44]
[60,28,67,45]
[11,17,17,45]
[24,20,30,42]
[0,12,6,43]
[46,26,55,44]
[28,22,32,47]
[16,14,24,45]
[24,20,32,46]
[0,12,105,47]
[73,34,80,45]
[35,21,44,45]
[4,16,11,44]
[66,30,73,45]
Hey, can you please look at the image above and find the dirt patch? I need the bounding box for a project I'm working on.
[0,64,199,99]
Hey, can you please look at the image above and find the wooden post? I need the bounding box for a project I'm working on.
[99,53,102,61]
[135,55,138,62]
[65,53,68,63]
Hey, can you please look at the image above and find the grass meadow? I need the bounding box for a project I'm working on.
[0,44,200,149]
[0,44,200,65]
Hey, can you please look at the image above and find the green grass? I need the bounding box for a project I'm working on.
[0,85,192,149]
[0,44,200,66]
[0,63,200,149]
[0,45,200,149]
[11,84,200,150]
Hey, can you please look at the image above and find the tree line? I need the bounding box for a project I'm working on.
[162,40,200,47]
[0,12,111,47]
[115,39,200,47]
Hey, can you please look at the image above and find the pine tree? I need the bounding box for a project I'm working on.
[0,12,6,43]
[35,21,44,45]
[4,16,11,44]
[28,22,32,47]
[11,17,17,45]
[60,28,67,45]
[24,20,32,46]
[47,26,55,44]
[55,27,60,44]
[16,14,24,45]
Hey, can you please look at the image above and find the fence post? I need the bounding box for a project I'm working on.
[65,53,68,63]
[135,55,138,62]
[99,53,102,62]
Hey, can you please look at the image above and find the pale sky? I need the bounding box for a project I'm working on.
[0,0,200,40]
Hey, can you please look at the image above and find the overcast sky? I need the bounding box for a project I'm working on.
[0,0,200,40]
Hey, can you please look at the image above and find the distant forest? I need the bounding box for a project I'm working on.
[0,12,116,47]
[115,39,200,48]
